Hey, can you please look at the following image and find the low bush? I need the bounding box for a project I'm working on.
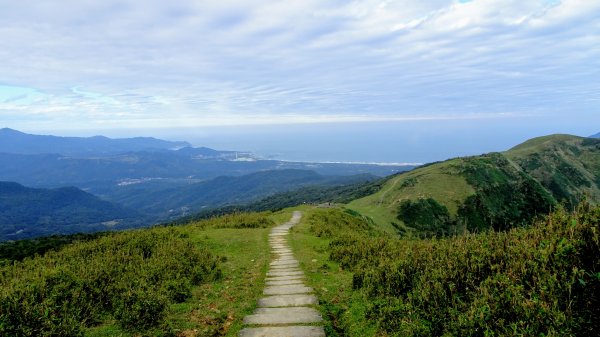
[325,202,599,336]
[0,227,221,336]
[191,212,275,229]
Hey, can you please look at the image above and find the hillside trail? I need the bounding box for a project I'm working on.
[239,211,325,337]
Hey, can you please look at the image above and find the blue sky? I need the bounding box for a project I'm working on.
[0,0,599,161]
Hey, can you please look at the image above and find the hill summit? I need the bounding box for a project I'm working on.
[348,134,600,236]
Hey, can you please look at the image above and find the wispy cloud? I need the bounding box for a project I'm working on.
[0,0,599,130]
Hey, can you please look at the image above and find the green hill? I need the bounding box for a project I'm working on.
[0,211,283,336]
[0,182,142,241]
[348,134,599,236]
[506,134,600,205]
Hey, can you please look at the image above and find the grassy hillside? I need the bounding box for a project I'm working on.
[2,203,597,336]
[506,135,600,205]
[289,204,599,336]
[348,134,598,236]
[0,211,289,336]
[348,159,475,233]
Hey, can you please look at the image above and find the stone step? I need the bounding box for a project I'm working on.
[265,275,305,282]
[265,279,305,286]
[269,268,302,273]
[258,294,318,307]
[243,307,322,325]
[266,270,304,277]
[264,285,313,295]
[239,326,325,337]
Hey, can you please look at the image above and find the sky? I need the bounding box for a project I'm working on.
[1,0,599,162]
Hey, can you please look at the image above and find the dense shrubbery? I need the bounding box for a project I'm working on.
[457,153,556,232]
[305,208,373,238]
[189,211,275,229]
[313,204,599,336]
[397,198,453,237]
[0,232,106,262]
[0,227,221,336]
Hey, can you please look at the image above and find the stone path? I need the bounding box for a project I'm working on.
[239,211,325,337]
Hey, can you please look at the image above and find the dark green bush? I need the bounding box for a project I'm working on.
[398,198,453,237]
[306,208,373,238]
[114,286,168,330]
[328,202,600,336]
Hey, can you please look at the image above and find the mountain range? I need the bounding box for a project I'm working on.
[0,128,413,191]
[1,129,597,241]
[0,129,410,240]
[0,127,190,156]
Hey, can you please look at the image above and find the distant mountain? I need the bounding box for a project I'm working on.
[0,128,190,156]
[0,129,413,189]
[590,132,600,138]
[0,150,413,188]
[348,134,599,237]
[103,169,376,219]
[0,182,142,241]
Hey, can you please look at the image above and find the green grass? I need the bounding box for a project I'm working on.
[506,134,584,156]
[288,207,378,336]
[87,211,296,337]
[1,211,294,337]
[347,159,475,233]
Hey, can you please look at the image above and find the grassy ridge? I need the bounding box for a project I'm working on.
[347,159,475,233]
[506,135,600,206]
[348,134,600,236]
[294,205,599,336]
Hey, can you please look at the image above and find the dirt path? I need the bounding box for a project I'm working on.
[239,211,325,337]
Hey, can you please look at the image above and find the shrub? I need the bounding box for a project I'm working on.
[0,227,221,335]
[397,198,453,237]
[113,286,168,331]
[328,202,600,336]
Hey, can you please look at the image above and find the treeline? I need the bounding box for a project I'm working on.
[0,232,106,262]
[0,212,274,336]
[309,203,599,336]
[170,178,387,225]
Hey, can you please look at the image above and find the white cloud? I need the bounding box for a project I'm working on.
[0,0,598,130]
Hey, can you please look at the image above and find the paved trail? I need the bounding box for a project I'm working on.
[239,211,325,337]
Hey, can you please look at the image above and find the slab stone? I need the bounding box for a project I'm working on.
[270,262,299,268]
[266,270,304,277]
[269,265,300,270]
[264,285,313,295]
[258,294,318,307]
[265,275,304,282]
[265,279,305,286]
[243,307,322,325]
[239,326,325,337]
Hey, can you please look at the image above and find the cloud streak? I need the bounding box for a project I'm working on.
[0,0,599,131]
